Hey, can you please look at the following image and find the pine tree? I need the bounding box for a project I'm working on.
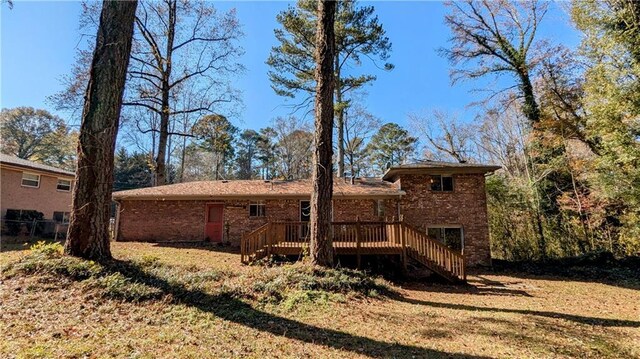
[267,0,392,177]
[65,0,138,260]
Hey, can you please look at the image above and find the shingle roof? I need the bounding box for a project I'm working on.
[113,177,404,200]
[0,154,75,177]
[382,161,500,181]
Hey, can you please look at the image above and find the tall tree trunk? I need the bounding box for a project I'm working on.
[154,0,176,186]
[518,70,541,126]
[65,0,138,260]
[156,89,170,186]
[310,0,336,267]
[180,135,187,182]
[335,53,345,177]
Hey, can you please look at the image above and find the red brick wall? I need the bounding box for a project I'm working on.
[397,174,491,266]
[117,200,208,242]
[115,176,491,267]
[1,167,73,219]
[116,198,397,245]
[333,198,399,222]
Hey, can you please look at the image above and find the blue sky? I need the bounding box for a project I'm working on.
[1,1,581,135]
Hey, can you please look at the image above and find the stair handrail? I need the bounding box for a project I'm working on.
[401,222,466,281]
[241,222,270,264]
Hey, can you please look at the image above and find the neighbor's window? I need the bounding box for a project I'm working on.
[429,175,453,192]
[21,173,40,188]
[53,211,71,223]
[427,227,463,252]
[249,201,266,217]
[57,179,72,192]
[373,199,386,217]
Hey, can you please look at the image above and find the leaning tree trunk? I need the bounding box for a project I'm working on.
[309,0,336,267]
[65,0,138,260]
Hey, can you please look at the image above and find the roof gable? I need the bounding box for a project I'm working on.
[382,161,500,181]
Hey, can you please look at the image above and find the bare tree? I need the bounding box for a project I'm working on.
[409,110,477,163]
[342,103,380,177]
[127,0,243,185]
[52,0,243,186]
[442,0,554,256]
[442,0,549,126]
[475,98,529,177]
[309,0,336,267]
[65,0,138,260]
[272,117,313,180]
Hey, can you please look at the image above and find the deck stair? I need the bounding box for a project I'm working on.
[241,220,466,283]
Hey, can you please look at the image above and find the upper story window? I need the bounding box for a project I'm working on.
[373,199,386,217]
[249,201,266,217]
[430,175,453,192]
[21,173,40,188]
[57,179,72,192]
[56,178,71,192]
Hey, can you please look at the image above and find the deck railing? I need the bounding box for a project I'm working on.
[241,223,270,264]
[402,223,466,281]
[240,220,465,282]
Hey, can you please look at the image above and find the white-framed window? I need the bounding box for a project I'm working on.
[53,211,71,223]
[429,175,454,192]
[427,226,463,253]
[249,201,266,217]
[373,199,386,217]
[21,173,40,188]
[57,179,72,192]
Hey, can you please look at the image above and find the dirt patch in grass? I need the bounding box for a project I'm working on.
[1,242,639,358]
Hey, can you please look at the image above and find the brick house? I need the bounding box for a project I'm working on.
[1,154,75,222]
[113,161,499,271]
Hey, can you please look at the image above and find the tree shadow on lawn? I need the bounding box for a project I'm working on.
[397,296,640,328]
[397,275,534,298]
[103,259,490,359]
[489,256,640,291]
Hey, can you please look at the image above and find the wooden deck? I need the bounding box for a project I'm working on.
[241,220,467,283]
[270,240,404,256]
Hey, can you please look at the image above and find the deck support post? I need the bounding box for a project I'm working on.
[266,223,272,256]
[400,222,407,272]
[355,216,362,269]
[241,234,246,264]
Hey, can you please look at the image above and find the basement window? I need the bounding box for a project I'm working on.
[427,227,463,253]
[53,211,71,223]
[21,173,40,188]
[249,201,266,217]
[429,175,453,192]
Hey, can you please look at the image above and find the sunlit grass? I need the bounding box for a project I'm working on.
[1,241,638,358]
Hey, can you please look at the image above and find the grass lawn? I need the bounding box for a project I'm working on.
[1,241,639,359]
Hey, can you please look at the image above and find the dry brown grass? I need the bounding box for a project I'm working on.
[1,241,639,359]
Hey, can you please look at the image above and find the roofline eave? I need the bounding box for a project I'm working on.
[0,163,76,178]
[112,192,406,201]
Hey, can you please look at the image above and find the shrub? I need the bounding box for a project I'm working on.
[245,263,391,306]
[30,241,63,256]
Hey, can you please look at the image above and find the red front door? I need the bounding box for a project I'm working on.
[205,204,224,242]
